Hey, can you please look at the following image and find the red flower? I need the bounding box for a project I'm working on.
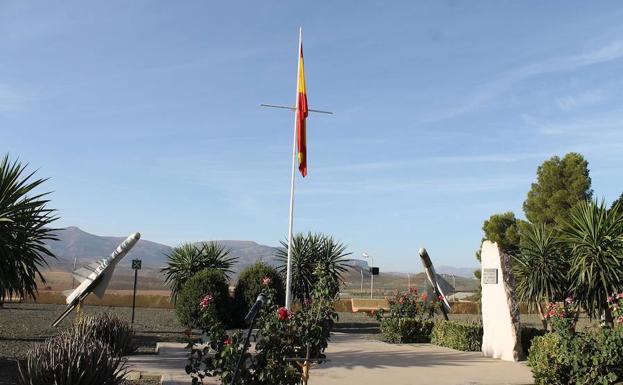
[224,337,232,345]
[438,295,443,301]
[277,307,291,321]
[199,294,215,310]
[261,277,271,286]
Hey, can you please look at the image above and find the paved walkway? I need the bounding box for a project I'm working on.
[127,333,534,385]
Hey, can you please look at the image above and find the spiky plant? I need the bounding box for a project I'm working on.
[276,232,351,303]
[513,223,568,329]
[18,324,127,385]
[161,241,236,302]
[74,313,136,356]
[0,155,58,306]
[562,199,623,327]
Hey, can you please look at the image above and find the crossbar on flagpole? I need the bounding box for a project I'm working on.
[260,104,333,115]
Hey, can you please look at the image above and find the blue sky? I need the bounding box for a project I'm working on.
[2,1,622,271]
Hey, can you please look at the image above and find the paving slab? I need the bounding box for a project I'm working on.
[127,334,534,385]
[313,334,534,385]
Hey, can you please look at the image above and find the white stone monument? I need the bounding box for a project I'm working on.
[480,240,523,361]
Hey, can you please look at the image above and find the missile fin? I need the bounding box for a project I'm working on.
[93,271,113,299]
[72,267,96,283]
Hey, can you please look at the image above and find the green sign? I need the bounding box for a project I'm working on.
[131,259,142,270]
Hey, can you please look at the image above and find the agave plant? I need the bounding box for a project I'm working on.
[0,155,58,306]
[513,223,568,329]
[74,313,136,356]
[18,324,127,385]
[562,199,623,326]
[276,232,351,303]
[161,241,237,302]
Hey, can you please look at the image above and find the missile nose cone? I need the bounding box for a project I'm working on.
[132,232,141,240]
[418,247,432,266]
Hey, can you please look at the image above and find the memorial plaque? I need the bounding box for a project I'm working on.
[483,268,498,284]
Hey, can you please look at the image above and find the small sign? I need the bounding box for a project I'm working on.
[483,268,498,284]
[131,259,142,270]
[370,267,379,276]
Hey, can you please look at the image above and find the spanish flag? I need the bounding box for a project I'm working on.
[296,38,308,177]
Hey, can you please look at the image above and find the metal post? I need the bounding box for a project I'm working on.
[284,27,303,311]
[131,268,138,324]
[407,273,411,289]
[360,268,363,293]
[369,255,375,299]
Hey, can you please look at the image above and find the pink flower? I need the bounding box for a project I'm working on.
[303,298,313,306]
[277,307,291,321]
[261,277,271,286]
[617,293,623,299]
[565,297,573,304]
[617,316,623,324]
[421,293,428,301]
[224,337,232,345]
[199,294,214,310]
[608,296,615,303]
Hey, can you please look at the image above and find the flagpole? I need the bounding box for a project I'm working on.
[285,27,303,310]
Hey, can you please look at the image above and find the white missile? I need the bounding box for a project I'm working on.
[51,232,141,327]
[418,247,451,319]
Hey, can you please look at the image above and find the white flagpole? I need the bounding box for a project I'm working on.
[285,27,303,310]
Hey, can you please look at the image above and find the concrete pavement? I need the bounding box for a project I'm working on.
[127,333,534,385]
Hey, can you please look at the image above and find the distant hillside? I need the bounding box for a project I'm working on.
[43,227,281,272]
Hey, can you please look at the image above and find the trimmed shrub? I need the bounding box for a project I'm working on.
[233,262,285,325]
[566,328,623,385]
[74,313,135,356]
[380,318,434,343]
[520,326,547,357]
[528,328,623,385]
[18,326,126,385]
[431,321,482,351]
[527,332,570,385]
[175,269,230,328]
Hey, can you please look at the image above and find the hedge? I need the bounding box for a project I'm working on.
[430,321,483,351]
[175,269,230,328]
[379,318,434,343]
[528,328,623,385]
[233,262,285,326]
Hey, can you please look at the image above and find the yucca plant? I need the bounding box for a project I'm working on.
[161,241,237,302]
[276,232,351,303]
[0,155,58,306]
[563,199,623,327]
[513,223,568,329]
[74,313,136,356]
[18,325,127,385]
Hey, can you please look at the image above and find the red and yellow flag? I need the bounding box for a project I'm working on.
[296,40,308,177]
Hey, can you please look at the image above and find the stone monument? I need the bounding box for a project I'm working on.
[480,240,523,361]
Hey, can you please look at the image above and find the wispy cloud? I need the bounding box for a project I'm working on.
[0,84,29,112]
[556,89,607,111]
[299,174,531,196]
[426,40,623,121]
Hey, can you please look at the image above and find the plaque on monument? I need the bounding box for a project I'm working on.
[482,268,498,284]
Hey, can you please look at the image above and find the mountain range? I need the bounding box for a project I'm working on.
[43,227,477,278]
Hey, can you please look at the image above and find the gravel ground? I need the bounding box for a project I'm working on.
[0,303,186,385]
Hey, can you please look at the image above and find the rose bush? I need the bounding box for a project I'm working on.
[186,264,338,385]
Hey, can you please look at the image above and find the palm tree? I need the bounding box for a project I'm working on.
[275,232,351,302]
[0,155,58,306]
[161,241,237,302]
[513,223,567,329]
[562,199,623,327]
